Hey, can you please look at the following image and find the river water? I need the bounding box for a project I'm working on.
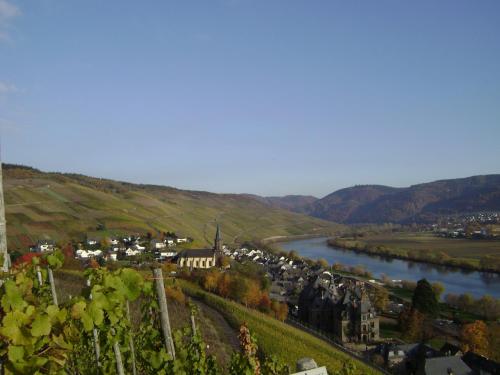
[280,237,500,299]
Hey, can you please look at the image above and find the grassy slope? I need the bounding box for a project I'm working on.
[179,280,381,375]
[3,165,342,250]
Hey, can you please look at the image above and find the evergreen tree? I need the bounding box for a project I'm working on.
[412,278,439,317]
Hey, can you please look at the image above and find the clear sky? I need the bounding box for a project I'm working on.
[1,0,499,197]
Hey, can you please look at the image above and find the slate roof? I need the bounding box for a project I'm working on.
[424,356,473,375]
[462,351,500,375]
[177,249,215,258]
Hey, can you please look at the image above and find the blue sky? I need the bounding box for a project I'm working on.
[1,0,499,197]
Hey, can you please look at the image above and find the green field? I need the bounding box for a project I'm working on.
[179,280,381,375]
[363,232,500,260]
[335,231,500,270]
[4,165,342,250]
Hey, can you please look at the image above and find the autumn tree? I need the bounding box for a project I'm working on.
[412,278,439,317]
[243,280,262,308]
[217,273,231,298]
[203,270,221,292]
[219,256,231,268]
[373,287,389,312]
[258,293,272,313]
[399,308,425,342]
[460,320,490,356]
[431,282,445,300]
[316,258,329,269]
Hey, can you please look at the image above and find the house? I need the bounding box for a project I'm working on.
[176,225,223,269]
[440,343,463,357]
[151,239,166,250]
[107,252,118,261]
[155,250,177,261]
[165,237,176,246]
[76,249,103,259]
[35,240,55,253]
[424,356,473,375]
[298,273,379,343]
[86,238,99,246]
[110,238,120,245]
[176,236,188,243]
[378,343,438,373]
[462,351,500,375]
[126,248,140,257]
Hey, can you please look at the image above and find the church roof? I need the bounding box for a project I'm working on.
[178,249,215,258]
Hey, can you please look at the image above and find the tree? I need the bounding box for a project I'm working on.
[258,293,272,313]
[460,320,490,356]
[373,287,389,312]
[457,293,474,311]
[203,270,220,292]
[431,282,445,300]
[412,278,439,317]
[271,302,288,322]
[220,256,231,268]
[399,308,425,342]
[243,280,262,308]
[229,276,249,303]
[316,258,329,269]
[217,273,231,298]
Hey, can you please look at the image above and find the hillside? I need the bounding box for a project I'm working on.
[246,194,318,213]
[2,164,340,250]
[306,175,500,224]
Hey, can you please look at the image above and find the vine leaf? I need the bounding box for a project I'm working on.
[31,314,51,337]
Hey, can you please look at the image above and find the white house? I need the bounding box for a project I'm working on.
[176,237,188,243]
[36,240,55,253]
[151,240,166,249]
[126,248,141,257]
[158,250,177,260]
[164,238,176,246]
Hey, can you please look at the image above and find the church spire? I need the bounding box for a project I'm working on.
[214,223,222,255]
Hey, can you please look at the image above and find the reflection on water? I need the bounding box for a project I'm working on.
[281,237,500,299]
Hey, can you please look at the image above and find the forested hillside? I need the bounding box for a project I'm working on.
[305,175,500,224]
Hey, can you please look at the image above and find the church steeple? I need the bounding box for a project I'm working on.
[214,224,222,255]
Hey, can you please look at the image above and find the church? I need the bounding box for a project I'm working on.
[176,225,223,269]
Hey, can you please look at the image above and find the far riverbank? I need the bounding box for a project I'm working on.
[327,237,500,274]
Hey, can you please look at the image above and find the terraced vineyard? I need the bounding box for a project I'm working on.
[3,164,341,250]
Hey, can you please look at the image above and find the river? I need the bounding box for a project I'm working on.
[280,237,500,299]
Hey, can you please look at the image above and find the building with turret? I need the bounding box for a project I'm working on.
[298,272,379,343]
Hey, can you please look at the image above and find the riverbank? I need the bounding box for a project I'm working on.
[327,237,500,274]
[280,237,500,299]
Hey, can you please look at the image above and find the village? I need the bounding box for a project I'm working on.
[24,226,499,375]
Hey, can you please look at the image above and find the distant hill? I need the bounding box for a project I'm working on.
[2,164,340,250]
[306,175,500,224]
[246,195,318,213]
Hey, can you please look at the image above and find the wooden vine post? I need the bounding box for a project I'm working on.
[153,268,175,359]
[126,300,137,375]
[111,328,125,375]
[87,278,101,368]
[36,265,43,286]
[47,267,58,306]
